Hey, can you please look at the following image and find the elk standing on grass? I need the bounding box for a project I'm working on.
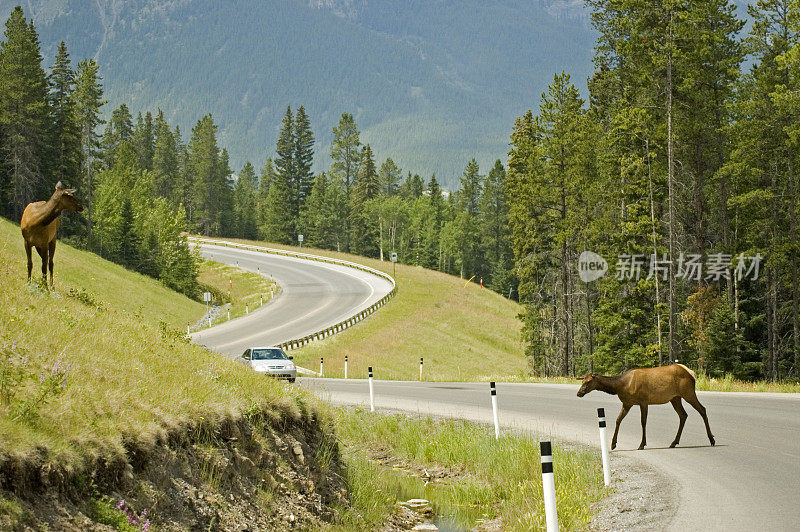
[577,364,715,450]
[21,181,83,287]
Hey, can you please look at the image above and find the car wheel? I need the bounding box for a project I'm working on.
[288,378,296,383]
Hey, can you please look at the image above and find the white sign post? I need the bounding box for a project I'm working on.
[298,234,304,248]
[391,252,397,277]
[203,291,211,313]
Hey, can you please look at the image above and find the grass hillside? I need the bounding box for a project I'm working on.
[0,216,315,482]
[218,238,528,381]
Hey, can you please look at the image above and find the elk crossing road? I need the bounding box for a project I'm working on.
[303,378,800,532]
[189,243,394,357]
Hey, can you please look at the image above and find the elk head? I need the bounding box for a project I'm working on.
[54,181,84,213]
[577,374,599,397]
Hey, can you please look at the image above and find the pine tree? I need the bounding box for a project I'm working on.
[233,161,259,239]
[152,110,179,202]
[350,145,380,256]
[0,6,50,219]
[132,111,155,172]
[48,41,80,189]
[186,114,222,235]
[479,160,513,293]
[73,58,105,250]
[101,104,133,169]
[293,105,314,211]
[275,106,295,216]
[330,113,361,252]
[378,157,402,196]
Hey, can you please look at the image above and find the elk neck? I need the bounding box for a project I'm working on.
[595,374,621,395]
[30,196,64,228]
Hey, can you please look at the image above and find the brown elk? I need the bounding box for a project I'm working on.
[20,181,83,287]
[577,364,715,450]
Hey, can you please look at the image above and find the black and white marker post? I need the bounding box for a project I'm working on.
[344,355,348,379]
[419,357,423,381]
[320,357,324,377]
[368,366,375,412]
[598,407,610,486]
[540,441,559,532]
[490,382,500,440]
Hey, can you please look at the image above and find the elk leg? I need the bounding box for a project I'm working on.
[48,240,56,287]
[669,397,688,447]
[638,404,648,450]
[685,392,715,446]
[25,241,33,280]
[612,404,631,450]
[36,246,48,285]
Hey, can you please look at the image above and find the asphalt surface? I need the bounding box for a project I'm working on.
[302,378,800,532]
[189,243,394,357]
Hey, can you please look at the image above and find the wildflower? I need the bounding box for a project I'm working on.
[142,519,151,531]
[116,499,125,510]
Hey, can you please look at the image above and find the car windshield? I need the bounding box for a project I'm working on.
[251,348,288,361]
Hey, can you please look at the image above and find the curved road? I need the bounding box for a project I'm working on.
[302,378,800,531]
[189,243,394,357]
[190,241,799,530]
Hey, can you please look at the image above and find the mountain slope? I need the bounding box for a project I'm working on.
[1,0,596,188]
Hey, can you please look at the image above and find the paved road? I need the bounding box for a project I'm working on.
[189,243,394,357]
[302,378,800,532]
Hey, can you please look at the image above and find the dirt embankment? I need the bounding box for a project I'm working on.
[0,407,348,531]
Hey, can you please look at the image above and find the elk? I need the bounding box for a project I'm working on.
[577,364,715,450]
[21,181,83,287]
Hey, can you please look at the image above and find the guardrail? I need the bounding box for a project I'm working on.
[187,236,397,351]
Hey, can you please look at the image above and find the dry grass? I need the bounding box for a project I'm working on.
[216,237,528,381]
[0,218,316,470]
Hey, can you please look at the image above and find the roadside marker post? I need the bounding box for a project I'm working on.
[368,367,375,412]
[260,295,263,307]
[540,441,559,532]
[246,303,249,314]
[320,357,324,377]
[598,407,611,486]
[344,355,348,379]
[187,323,190,335]
[419,357,423,381]
[227,309,230,321]
[490,382,500,440]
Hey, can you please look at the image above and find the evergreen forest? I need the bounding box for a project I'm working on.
[1,1,798,382]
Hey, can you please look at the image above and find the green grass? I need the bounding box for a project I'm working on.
[332,409,604,531]
[197,259,277,326]
[209,237,528,381]
[0,217,315,469]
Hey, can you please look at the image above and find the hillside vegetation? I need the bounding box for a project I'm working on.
[221,238,528,381]
[0,218,347,529]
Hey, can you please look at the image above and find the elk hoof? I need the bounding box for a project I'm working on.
[710,436,716,446]
[611,442,617,450]
[669,441,678,448]
[638,443,646,450]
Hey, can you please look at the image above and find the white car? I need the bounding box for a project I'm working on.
[240,346,297,382]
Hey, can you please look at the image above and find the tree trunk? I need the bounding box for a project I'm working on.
[788,145,799,375]
[647,140,663,365]
[666,10,678,364]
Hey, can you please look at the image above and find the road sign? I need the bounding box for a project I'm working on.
[298,234,304,242]
[203,291,211,302]
[391,252,397,263]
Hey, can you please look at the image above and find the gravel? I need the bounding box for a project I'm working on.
[589,452,678,531]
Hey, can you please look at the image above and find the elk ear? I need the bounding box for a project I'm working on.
[55,181,64,190]
[67,189,77,195]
